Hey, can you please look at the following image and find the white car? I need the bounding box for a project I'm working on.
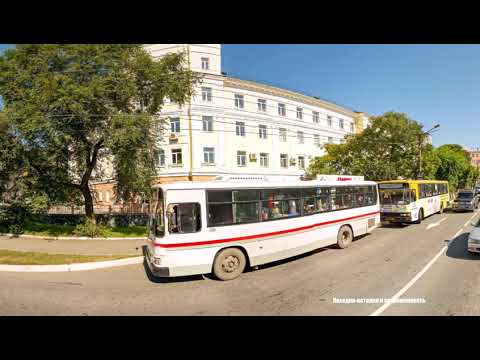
[468,222,480,253]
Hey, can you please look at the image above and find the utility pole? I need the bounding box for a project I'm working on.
[186,44,193,182]
[417,124,440,179]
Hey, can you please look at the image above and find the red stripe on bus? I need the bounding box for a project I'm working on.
[154,211,380,249]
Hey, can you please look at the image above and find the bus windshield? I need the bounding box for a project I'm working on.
[379,189,415,205]
[149,189,165,238]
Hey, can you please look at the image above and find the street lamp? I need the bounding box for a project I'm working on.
[418,124,440,179]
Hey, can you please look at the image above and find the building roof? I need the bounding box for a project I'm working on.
[223,76,357,118]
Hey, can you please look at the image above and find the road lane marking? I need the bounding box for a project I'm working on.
[370,226,467,316]
[426,218,447,230]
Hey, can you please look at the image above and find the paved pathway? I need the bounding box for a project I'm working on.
[0,236,145,256]
[1,210,479,315]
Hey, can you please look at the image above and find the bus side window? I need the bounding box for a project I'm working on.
[168,203,201,234]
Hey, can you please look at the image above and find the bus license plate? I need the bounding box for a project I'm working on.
[368,218,376,227]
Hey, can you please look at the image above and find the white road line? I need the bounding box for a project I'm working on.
[370,227,465,317]
[426,218,447,230]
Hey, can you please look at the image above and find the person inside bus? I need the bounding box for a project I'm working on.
[261,208,269,221]
[304,202,315,214]
[271,203,281,218]
[288,200,299,216]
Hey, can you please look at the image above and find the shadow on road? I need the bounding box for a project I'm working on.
[446,233,480,260]
[380,223,410,229]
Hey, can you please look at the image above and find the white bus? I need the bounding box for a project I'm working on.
[146,179,380,281]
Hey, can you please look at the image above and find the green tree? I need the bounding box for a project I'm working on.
[433,144,479,191]
[308,112,431,181]
[0,45,199,222]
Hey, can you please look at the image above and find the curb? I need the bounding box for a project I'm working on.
[0,256,145,273]
[0,233,147,241]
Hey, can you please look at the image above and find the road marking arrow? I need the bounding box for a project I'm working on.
[426,217,447,230]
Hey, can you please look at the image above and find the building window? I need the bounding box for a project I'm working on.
[327,115,332,127]
[258,99,267,112]
[203,147,215,164]
[278,103,286,117]
[237,151,247,166]
[234,94,244,109]
[170,118,180,133]
[202,87,212,102]
[350,123,354,133]
[236,122,246,137]
[259,125,267,139]
[201,57,210,70]
[260,153,269,167]
[328,137,334,144]
[202,116,213,132]
[314,134,320,147]
[313,111,319,123]
[296,107,303,120]
[158,149,165,166]
[298,156,305,169]
[279,128,287,142]
[339,119,344,129]
[172,149,182,165]
[280,154,288,168]
[297,131,304,144]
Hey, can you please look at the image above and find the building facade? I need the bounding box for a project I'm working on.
[468,148,480,169]
[145,44,364,184]
[83,44,369,210]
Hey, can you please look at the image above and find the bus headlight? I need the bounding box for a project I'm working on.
[153,257,163,266]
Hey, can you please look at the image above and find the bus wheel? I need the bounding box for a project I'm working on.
[213,248,247,281]
[415,209,424,224]
[337,225,353,249]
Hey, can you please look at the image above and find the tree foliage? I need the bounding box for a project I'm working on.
[0,45,199,221]
[433,144,479,190]
[308,112,429,180]
[307,112,479,190]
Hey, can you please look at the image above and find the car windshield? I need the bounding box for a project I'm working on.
[458,192,473,199]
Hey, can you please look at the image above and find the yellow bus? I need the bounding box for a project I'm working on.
[378,180,450,224]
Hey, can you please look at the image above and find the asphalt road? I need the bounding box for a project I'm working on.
[1,209,479,316]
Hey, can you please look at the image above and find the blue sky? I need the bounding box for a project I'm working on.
[1,44,478,148]
[223,44,480,149]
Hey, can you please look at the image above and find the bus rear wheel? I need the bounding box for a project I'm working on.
[337,225,353,249]
[213,248,247,281]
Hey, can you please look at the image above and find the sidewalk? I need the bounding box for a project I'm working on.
[0,236,146,256]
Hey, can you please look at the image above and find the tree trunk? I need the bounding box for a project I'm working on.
[79,139,104,224]
[81,184,96,224]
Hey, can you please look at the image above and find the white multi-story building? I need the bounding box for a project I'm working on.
[87,44,370,207]
[145,44,366,184]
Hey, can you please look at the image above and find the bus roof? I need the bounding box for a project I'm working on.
[154,180,378,192]
[377,179,449,184]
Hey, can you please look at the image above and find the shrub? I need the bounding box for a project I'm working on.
[0,203,30,233]
[73,221,108,238]
[8,224,24,235]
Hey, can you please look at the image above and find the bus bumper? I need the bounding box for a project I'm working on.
[381,212,413,223]
[145,244,212,278]
[145,245,170,277]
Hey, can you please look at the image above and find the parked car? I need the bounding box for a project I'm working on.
[452,190,479,212]
[468,220,480,254]
[475,187,480,197]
